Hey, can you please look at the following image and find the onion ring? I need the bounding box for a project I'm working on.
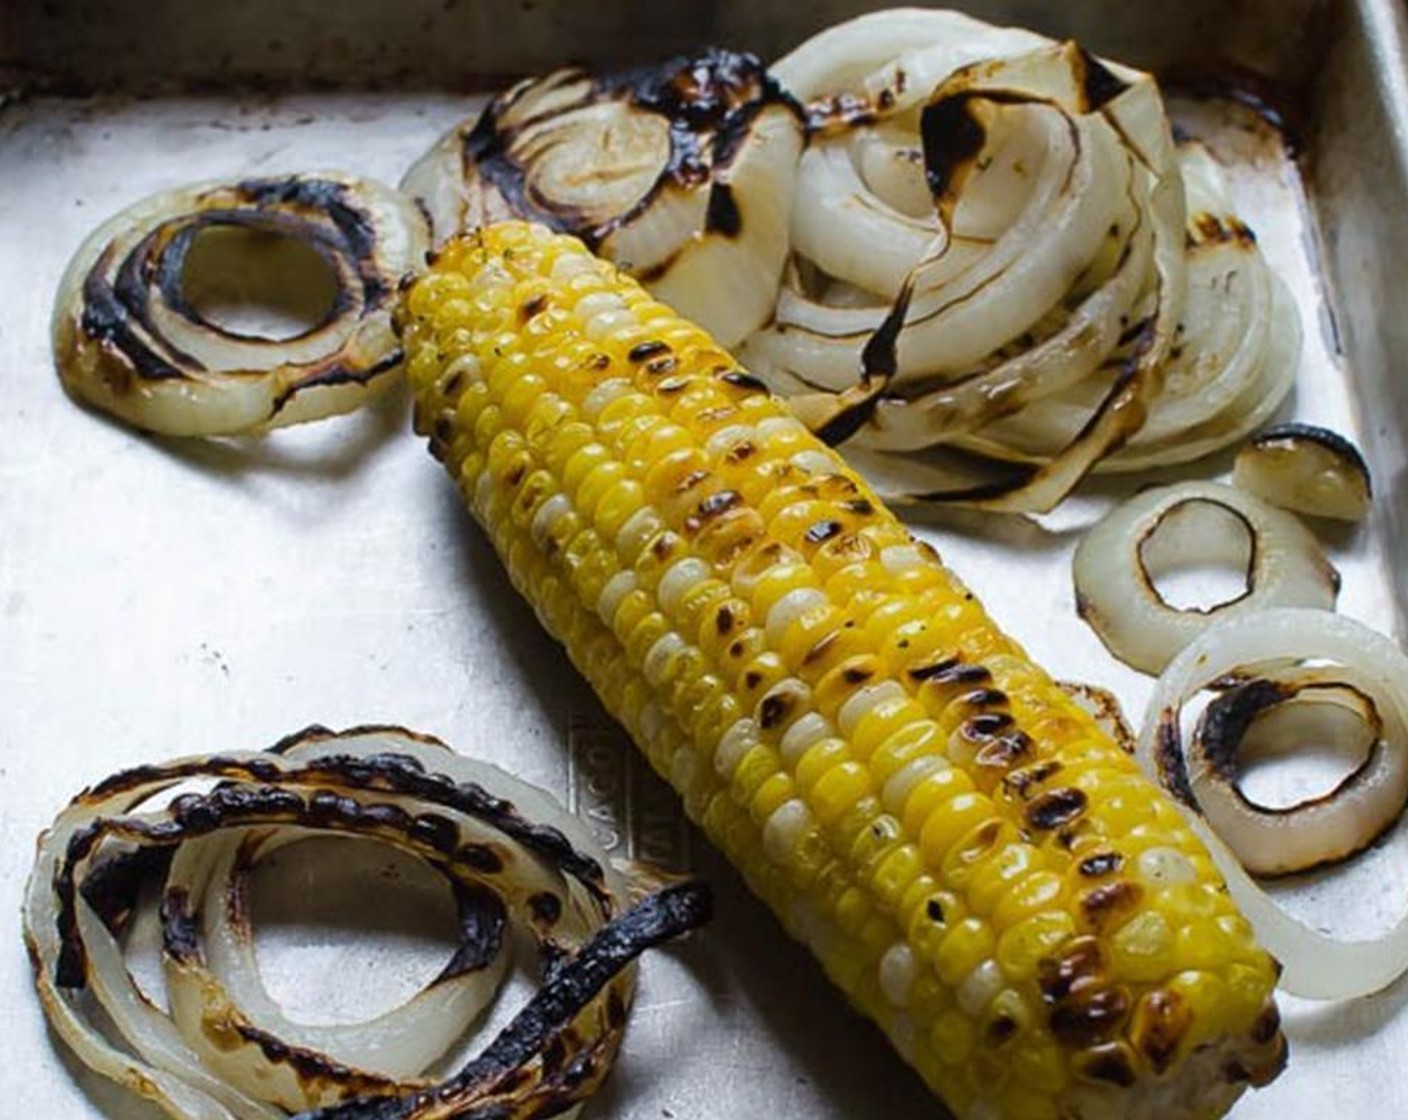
[1073,481,1340,674]
[401,49,804,348]
[1186,675,1402,875]
[1137,609,1408,999]
[23,724,711,1120]
[53,173,429,437]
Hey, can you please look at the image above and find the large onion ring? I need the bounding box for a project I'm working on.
[53,173,429,437]
[402,49,804,348]
[1073,481,1340,674]
[1137,610,1408,999]
[23,724,711,1120]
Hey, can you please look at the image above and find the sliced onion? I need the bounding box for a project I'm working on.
[1073,481,1340,674]
[23,725,710,1120]
[1137,609,1408,999]
[402,49,804,348]
[52,173,429,437]
[1233,423,1373,522]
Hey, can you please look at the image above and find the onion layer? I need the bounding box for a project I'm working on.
[402,49,804,348]
[1233,423,1373,522]
[23,724,710,1120]
[1073,481,1340,674]
[53,174,429,437]
[1137,610,1408,1000]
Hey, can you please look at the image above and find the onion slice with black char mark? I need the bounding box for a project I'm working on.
[22,725,710,1120]
[1138,609,1408,999]
[1073,481,1340,674]
[53,174,429,437]
[401,49,804,348]
[1234,423,1373,522]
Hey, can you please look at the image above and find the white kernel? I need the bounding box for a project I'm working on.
[643,631,688,688]
[596,570,637,626]
[790,449,842,475]
[574,291,626,320]
[670,747,700,793]
[880,544,928,575]
[585,308,638,342]
[882,756,950,814]
[765,587,828,645]
[779,712,833,764]
[1137,846,1197,885]
[529,492,572,549]
[762,799,814,865]
[705,424,756,456]
[879,943,918,1008]
[837,680,908,738]
[581,378,632,422]
[658,557,712,617]
[714,718,759,778]
[757,416,807,440]
[472,470,494,516]
[887,1013,917,1062]
[639,701,665,745]
[615,507,664,564]
[550,252,597,281]
[956,959,1004,1017]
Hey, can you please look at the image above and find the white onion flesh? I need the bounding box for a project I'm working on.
[23,726,709,1120]
[52,173,429,437]
[1073,481,1340,674]
[1138,610,1408,999]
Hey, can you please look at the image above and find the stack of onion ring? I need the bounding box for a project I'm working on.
[23,724,710,1120]
[53,173,429,437]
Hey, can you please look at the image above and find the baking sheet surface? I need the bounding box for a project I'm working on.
[1,85,1404,1119]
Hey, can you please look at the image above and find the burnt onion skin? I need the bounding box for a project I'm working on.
[53,173,429,437]
[24,725,711,1120]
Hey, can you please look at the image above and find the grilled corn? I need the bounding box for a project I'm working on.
[400,221,1287,1120]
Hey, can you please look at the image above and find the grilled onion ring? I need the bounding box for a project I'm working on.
[1073,481,1340,674]
[53,173,429,437]
[1138,609,1408,999]
[23,724,711,1120]
[402,49,804,348]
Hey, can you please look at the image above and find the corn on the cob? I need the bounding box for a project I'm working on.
[400,221,1287,1120]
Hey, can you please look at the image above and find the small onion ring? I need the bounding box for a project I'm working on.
[53,173,429,437]
[23,724,710,1120]
[1186,675,1403,875]
[401,49,804,348]
[1073,481,1340,674]
[1137,609,1408,999]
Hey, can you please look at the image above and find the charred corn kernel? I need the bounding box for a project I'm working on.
[403,224,1286,1120]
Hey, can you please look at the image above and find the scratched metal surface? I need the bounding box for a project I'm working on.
[2,2,1407,1118]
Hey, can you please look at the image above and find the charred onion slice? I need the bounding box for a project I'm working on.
[1138,609,1408,999]
[1073,481,1340,674]
[23,725,710,1120]
[53,174,429,437]
[1233,423,1373,522]
[401,49,804,348]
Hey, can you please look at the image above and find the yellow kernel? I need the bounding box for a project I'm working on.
[810,760,873,826]
[899,766,975,837]
[930,1009,977,1066]
[850,700,929,763]
[918,792,996,867]
[933,916,994,985]
[992,871,1065,930]
[996,912,1076,981]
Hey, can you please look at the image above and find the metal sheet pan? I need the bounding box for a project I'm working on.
[3,2,1407,1117]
